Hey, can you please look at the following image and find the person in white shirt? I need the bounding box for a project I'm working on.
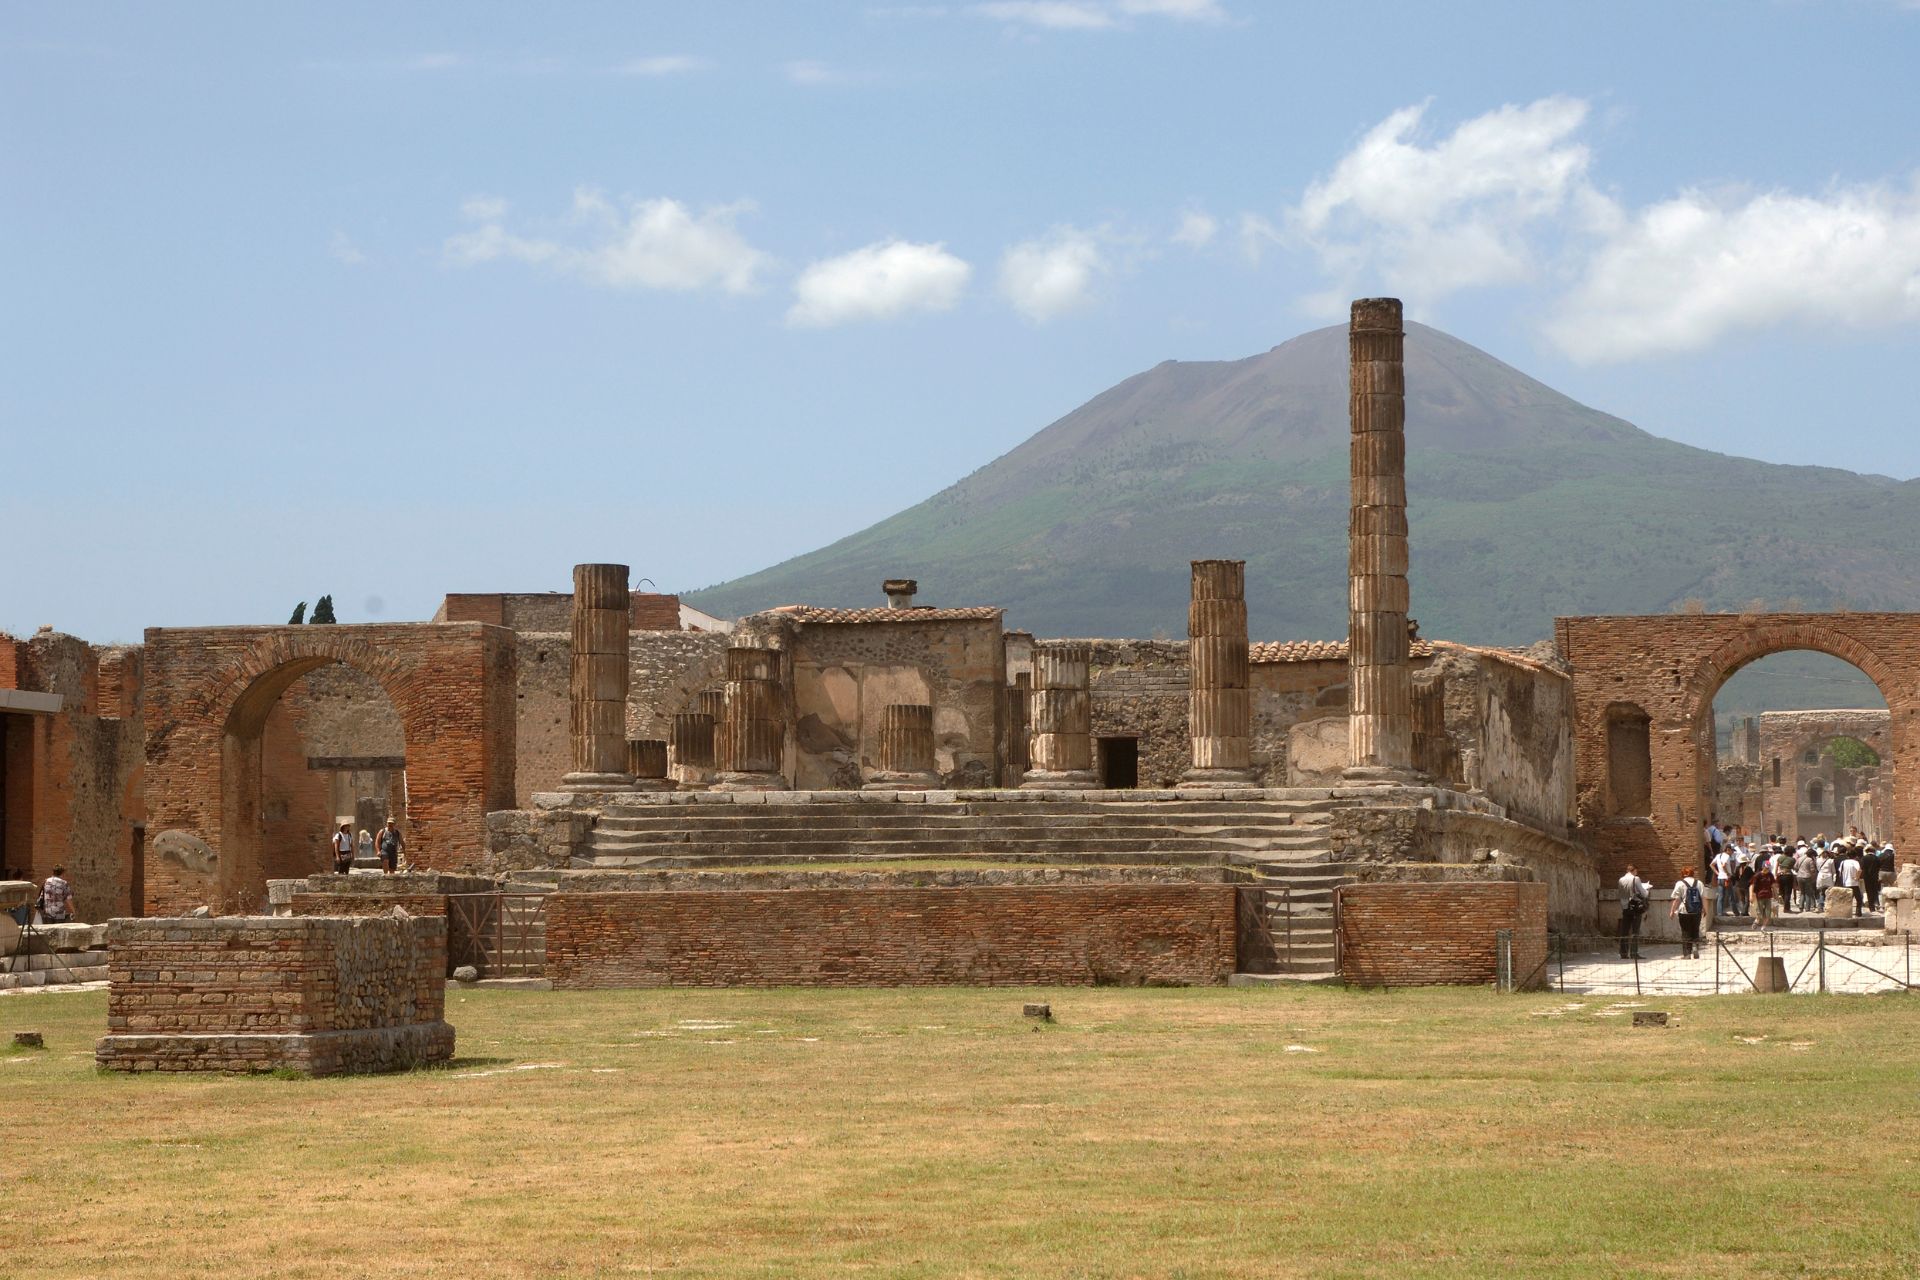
[1793,845,1817,912]
[331,822,354,874]
[1711,847,1736,917]
[1840,847,1864,917]
[1617,866,1650,959]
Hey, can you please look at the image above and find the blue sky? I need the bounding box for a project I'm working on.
[6,1,1920,642]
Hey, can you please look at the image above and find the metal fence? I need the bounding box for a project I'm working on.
[446,891,547,978]
[1544,926,1915,996]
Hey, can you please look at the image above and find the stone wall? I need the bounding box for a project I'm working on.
[545,884,1237,988]
[0,630,145,920]
[1425,643,1576,837]
[1325,796,1598,932]
[786,618,1004,790]
[96,914,454,1074]
[1337,882,1548,989]
[510,630,732,803]
[1086,639,1189,788]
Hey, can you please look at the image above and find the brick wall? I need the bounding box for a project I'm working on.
[141,623,516,914]
[98,914,452,1073]
[546,884,1238,988]
[1338,882,1548,989]
[1558,613,1920,886]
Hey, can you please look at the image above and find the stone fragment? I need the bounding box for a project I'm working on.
[1631,1011,1669,1027]
[453,965,480,983]
[1022,1003,1052,1020]
[12,1031,45,1048]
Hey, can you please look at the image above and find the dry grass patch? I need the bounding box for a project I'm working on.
[3,985,1917,1278]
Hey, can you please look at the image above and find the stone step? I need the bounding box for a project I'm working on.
[590,815,1319,836]
[588,822,1307,845]
[581,848,1236,869]
[587,833,1287,856]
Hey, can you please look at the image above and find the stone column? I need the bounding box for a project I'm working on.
[1005,672,1032,780]
[562,563,634,790]
[1185,558,1255,787]
[624,739,672,792]
[1346,298,1416,781]
[668,711,717,789]
[864,704,939,791]
[715,648,786,791]
[1021,642,1097,789]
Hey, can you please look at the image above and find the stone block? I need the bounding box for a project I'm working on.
[1825,886,1857,918]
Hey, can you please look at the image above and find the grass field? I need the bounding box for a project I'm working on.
[4,985,1918,1279]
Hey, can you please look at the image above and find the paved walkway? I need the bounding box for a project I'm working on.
[1557,935,1917,995]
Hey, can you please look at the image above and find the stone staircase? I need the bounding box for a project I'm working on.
[572,791,1362,979]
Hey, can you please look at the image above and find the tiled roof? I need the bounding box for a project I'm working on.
[768,605,1004,624]
[1249,638,1437,663]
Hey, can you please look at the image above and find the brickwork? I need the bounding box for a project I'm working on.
[1557,613,1920,886]
[96,914,453,1074]
[545,884,1238,988]
[141,623,516,914]
[1338,882,1548,988]
[0,631,145,919]
[1086,639,1189,788]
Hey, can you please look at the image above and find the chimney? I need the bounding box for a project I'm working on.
[883,578,918,609]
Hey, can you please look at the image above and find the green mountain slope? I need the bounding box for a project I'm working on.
[688,322,1920,650]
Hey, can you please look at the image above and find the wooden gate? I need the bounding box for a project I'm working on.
[447,892,547,978]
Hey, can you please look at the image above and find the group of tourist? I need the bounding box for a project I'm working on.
[331,818,405,874]
[1613,824,1899,960]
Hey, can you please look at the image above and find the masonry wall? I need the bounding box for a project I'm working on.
[510,630,732,800]
[788,619,1004,790]
[1086,639,1189,788]
[1252,658,1351,784]
[98,914,452,1073]
[1427,644,1576,837]
[545,884,1238,988]
[1337,882,1548,989]
[0,631,146,920]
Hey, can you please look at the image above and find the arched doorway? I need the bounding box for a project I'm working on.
[220,658,407,910]
[141,623,517,915]
[1558,611,1919,886]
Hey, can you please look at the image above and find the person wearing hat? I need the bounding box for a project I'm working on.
[1792,842,1816,913]
[1839,843,1865,917]
[1862,838,1884,914]
[330,822,354,874]
[378,817,405,874]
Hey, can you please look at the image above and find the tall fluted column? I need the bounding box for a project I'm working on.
[669,710,717,789]
[864,703,939,791]
[625,738,672,791]
[562,563,634,790]
[1185,558,1256,787]
[715,647,786,791]
[1020,642,1097,790]
[1346,298,1415,780]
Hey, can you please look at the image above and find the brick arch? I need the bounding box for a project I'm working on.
[1556,612,1920,888]
[143,623,517,914]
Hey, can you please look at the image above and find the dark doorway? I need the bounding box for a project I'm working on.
[128,825,145,917]
[1098,736,1138,790]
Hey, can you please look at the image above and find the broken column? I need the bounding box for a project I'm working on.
[864,704,939,791]
[1345,298,1416,782]
[624,739,672,792]
[1185,558,1255,787]
[668,710,717,789]
[715,647,786,791]
[562,563,634,791]
[1020,642,1097,790]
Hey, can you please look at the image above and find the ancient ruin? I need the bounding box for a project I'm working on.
[3,296,1910,999]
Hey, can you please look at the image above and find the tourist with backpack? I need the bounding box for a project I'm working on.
[1669,867,1706,959]
[378,818,405,874]
[1617,866,1649,959]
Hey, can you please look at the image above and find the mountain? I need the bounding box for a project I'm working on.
[686,322,1920,651]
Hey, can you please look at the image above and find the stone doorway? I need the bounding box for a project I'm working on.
[1098,736,1139,789]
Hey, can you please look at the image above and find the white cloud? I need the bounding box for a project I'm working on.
[617,54,714,76]
[998,229,1106,321]
[787,240,972,327]
[1117,0,1227,20]
[1171,209,1217,248]
[974,0,1226,29]
[444,190,770,294]
[460,194,508,221]
[785,59,841,86]
[977,2,1114,28]
[1289,96,1610,303]
[328,231,366,266]
[405,52,464,71]
[1548,183,1920,362]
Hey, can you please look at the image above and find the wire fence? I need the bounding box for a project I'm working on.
[1543,926,1915,996]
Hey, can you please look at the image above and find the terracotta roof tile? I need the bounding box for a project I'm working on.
[768,605,1003,624]
[1249,638,1437,663]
